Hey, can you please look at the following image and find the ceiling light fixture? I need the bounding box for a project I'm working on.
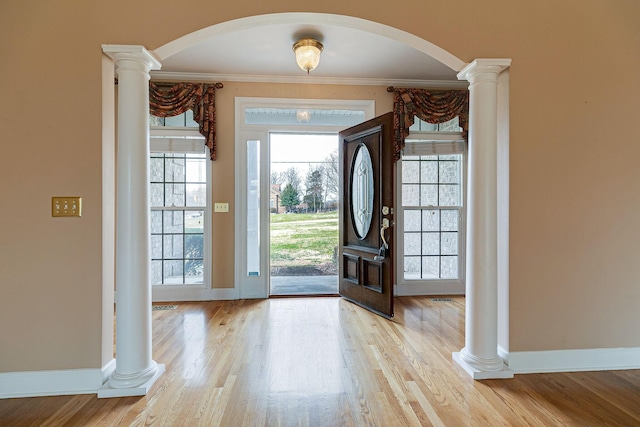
[296,109,311,123]
[293,38,323,74]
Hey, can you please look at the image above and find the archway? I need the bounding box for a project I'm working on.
[153,13,467,73]
[101,13,512,397]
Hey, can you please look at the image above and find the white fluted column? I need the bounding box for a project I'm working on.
[99,45,165,397]
[453,59,513,380]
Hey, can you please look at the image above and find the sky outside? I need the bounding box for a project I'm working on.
[270,133,338,178]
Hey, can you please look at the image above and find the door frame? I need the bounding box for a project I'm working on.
[234,97,375,298]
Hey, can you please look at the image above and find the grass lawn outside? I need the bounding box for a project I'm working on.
[270,211,338,275]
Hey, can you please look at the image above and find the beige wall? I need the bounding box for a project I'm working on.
[0,0,638,373]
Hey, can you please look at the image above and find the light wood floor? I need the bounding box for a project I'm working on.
[2,296,640,426]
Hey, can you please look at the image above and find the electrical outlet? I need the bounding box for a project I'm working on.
[52,197,82,217]
[214,202,229,212]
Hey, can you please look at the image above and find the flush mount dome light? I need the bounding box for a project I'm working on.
[293,38,324,74]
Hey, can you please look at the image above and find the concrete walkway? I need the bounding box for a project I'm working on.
[270,275,338,296]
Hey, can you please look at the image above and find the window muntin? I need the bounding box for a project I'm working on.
[401,155,462,207]
[401,154,463,280]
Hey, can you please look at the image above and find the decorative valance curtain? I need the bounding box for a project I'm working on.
[149,81,224,160]
[387,87,469,161]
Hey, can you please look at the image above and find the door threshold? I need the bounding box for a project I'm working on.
[269,293,339,298]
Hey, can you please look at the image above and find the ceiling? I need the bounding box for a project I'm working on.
[154,21,465,87]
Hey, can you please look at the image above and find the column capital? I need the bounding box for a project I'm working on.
[457,58,511,82]
[102,44,162,74]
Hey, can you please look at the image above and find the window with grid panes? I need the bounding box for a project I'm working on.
[401,154,462,279]
[400,117,465,281]
[150,111,208,285]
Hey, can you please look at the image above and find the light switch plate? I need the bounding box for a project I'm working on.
[52,197,82,217]
[214,202,229,212]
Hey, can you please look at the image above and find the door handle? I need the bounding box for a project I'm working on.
[374,218,390,261]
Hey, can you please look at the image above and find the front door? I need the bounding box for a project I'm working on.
[339,112,395,318]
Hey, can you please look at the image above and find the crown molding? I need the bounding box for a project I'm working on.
[149,71,468,89]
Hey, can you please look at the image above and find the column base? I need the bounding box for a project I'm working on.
[98,362,165,398]
[453,351,513,380]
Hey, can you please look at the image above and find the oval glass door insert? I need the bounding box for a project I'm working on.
[351,143,374,239]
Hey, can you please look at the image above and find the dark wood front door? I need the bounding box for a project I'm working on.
[338,112,395,318]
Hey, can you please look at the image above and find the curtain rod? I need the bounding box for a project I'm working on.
[387,86,467,92]
[114,78,224,89]
[150,81,224,89]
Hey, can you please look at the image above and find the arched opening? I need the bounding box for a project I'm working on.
[101,13,512,396]
[153,13,467,74]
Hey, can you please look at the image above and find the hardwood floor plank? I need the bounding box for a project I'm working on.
[1,296,640,426]
[566,370,640,421]
[532,372,640,426]
[406,380,445,427]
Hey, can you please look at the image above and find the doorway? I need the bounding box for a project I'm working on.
[234,97,375,299]
[269,133,339,296]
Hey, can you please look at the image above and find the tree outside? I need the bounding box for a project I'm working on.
[282,167,302,194]
[322,150,339,206]
[280,183,300,212]
[304,166,324,212]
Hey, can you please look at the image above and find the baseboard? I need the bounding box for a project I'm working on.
[151,285,214,302]
[102,358,116,383]
[505,347,640,374]
[0,368,104,399]
[497,345,509,362]
[149,286,239,302]
[210,287,239,300]
[395,282,465,296]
